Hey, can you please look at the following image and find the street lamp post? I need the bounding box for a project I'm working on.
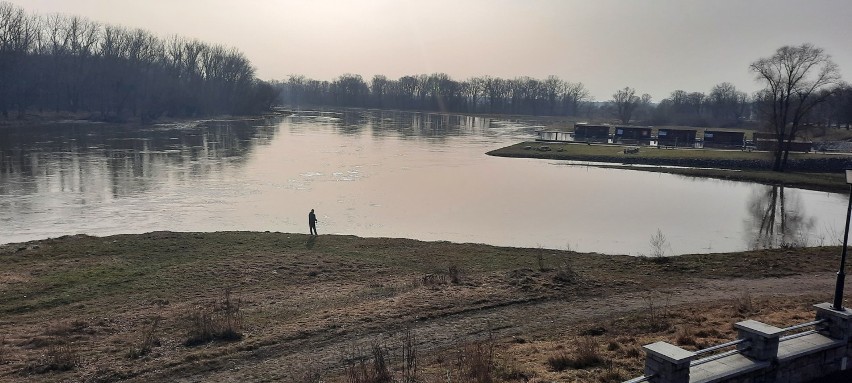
[832,168,852,311]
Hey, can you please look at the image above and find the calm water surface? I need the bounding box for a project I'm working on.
[0,110,847,255]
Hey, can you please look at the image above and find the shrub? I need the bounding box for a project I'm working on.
[448,264,462,284]
[184,289,244,346]
[649,228,671,259]
[400,328,417,383]
[343,329,417,383]
[572,336,604,369]
[25,340,81,374]
[457,341,495,383]
[606,341,621,351]
[640,293,671,332]
[536,245,552,272]
[547,352,573,372]
[621,345,643,358]
[547,337,604,371]
[675,325,696,347]
[553,260,579,284]
[734,291,754,315]
[345,343,392,383]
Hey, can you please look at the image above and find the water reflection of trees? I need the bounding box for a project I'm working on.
[326,110,493,139]
[0,118,280,198]
[745,186,816,249]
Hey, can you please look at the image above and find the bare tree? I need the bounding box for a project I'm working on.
[464,76,485,113]
[750,44,841,171]
[370,74,388,107]
[612,87,641,124]
[562,82,590,116]
[708,82,749,127]
[542,75,565,115]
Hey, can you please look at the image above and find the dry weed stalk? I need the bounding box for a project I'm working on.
[26,339,81,374]
[184,288,244,346]
[345,343,392,383]
[128,317,161,359]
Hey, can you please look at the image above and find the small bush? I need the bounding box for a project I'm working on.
[400,328,417,383]
[345,343,392,383]
[694,328,722,338]
[547,352,573,372]
[448,264,462,284]
[342,329,417,383]
[649,228,671,259]
[184,289,244,346]
[547,337,604,371]
[640,294,671,332]
[621,345,643,358]
[572,336,604,369]
[553,260,579,284]
[675,325,696,347]
[457,341,494,382]
[606,341,620,352]
[25,340,81,374]
[734,291,754,315]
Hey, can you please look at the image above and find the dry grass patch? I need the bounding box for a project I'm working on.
[184,289,244,346]
[23,338,81,374]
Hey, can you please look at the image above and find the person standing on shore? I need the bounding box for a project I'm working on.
[308,209,318,235]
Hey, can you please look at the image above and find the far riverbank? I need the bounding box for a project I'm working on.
[487,141,851,193]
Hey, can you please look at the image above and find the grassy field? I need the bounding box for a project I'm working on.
[488,142,850,193]
[0,232,846,382]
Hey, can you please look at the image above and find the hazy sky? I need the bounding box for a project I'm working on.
[9,0,852,101]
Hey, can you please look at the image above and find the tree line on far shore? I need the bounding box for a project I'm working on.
[0,2,276,121]
[273,73,852,130]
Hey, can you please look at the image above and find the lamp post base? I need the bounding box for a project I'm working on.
[833,271,846,311]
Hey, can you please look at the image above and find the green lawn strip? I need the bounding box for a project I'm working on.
[487,142,849,192]
[488,141,828,162]
[595,166,846,193]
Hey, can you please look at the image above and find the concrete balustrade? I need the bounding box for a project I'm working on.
[624,303,852,383]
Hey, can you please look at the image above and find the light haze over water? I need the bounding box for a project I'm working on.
[0,110,846,255]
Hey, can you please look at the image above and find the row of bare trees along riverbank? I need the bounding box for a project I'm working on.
[0,2,276,121]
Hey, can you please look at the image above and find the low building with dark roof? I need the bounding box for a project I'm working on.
[614,126,652,145]
[657,128,697,147]
[573,123,610,142]
[703,130,745,148]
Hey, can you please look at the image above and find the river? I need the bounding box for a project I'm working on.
[0,109,847,255]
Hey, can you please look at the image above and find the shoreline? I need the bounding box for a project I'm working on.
[487,141,851,193]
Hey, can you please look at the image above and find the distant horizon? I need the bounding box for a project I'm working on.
[8,0,852,101]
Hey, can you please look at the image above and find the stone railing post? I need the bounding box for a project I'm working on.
[815,303,852,341]
[734,319,783,361]
[643,341,694,383]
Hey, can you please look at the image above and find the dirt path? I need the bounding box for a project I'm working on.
[149,273,836,382]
